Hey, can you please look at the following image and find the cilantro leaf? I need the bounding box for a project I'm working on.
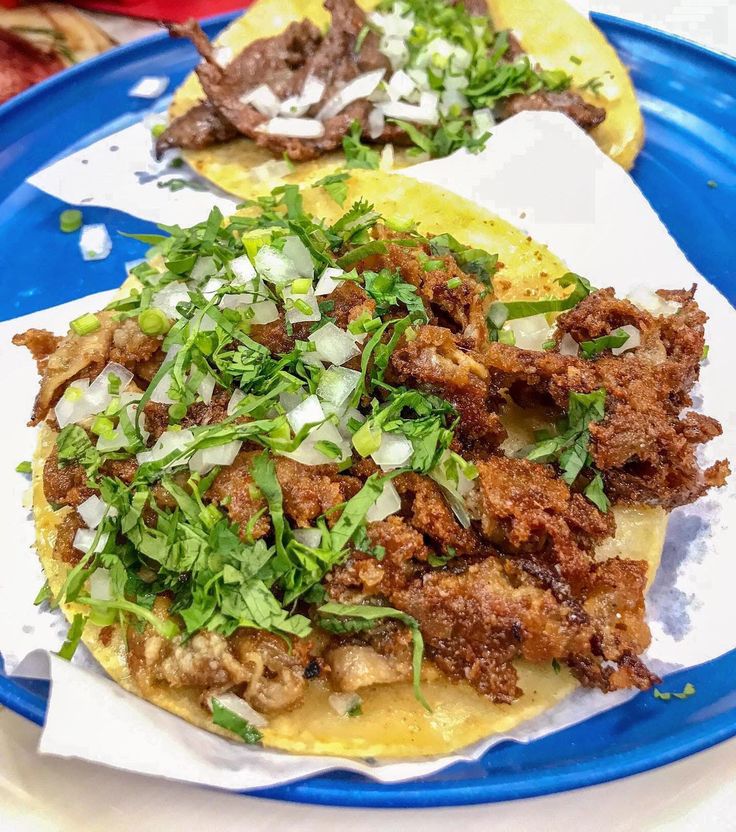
[579,329,630,359]
[488,273,593,330]
[313,172,350,207]
[653,682,696,702]
[343,121,380,170]
[57,613,86,660]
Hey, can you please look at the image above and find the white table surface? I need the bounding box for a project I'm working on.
[2,2,734,830]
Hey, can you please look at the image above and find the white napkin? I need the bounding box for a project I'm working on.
[1,111,732,789]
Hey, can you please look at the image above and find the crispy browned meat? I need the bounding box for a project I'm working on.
[395,472,482,556]
[155,101,239,156]
[274,456,362,527]
[389,324,506,447]
[207,450,271,540]
[391,553,655,701]
[482,289,729,508]
[109,318,164,380]
[496,90,606,131]
[12,329,60,372]
[327,281,376,329]
[468,456,614,593]
[51,512,85,565]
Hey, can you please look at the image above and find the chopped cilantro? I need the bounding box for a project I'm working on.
[15,460,32,474]
[57,613,86,660]
[156,178,206,192]
[313,172,350,207]
[579,328,629,359]
[211,698,263,743]
[343,121,380,170]
[653,682,696,701]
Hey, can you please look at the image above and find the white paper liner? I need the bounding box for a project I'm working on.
[1,111,733,790]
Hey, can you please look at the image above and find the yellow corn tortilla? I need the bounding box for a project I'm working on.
[31,172,666,758]
[168,0,643,201]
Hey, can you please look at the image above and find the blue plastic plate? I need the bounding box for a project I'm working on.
[1,12,734,809]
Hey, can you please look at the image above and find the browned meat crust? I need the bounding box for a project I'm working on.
[481,289,729,508]
[389,324,506,447]
[469,456,614,593]
[496,90,606,132]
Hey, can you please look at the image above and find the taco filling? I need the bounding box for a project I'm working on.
[16,180,727,751]
[156,0,606,163]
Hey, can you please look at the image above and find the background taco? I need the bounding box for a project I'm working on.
[158,0,644,201]
[20,172,723,759]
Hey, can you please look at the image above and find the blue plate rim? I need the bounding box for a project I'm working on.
[1,9,734,809]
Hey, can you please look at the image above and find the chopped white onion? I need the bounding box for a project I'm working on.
[255,245,300,285]
[380,143,394,171]
[379,35,410,70]
[249,300,280,324]
[151,282,190,319]
[280,390,305,412]
[54,380,90,428]
[227,388,245,416]
[283,236,314,278]
[472,108,496,138]
[370,431,413,471]
[230,254,257,283]
[316,367,361,408]
[407,67,429,90]
[308,322,361,365]
[72,528,109,555]
[211,693,268,728]
[329,692,362,717]
[189,440,243,475]
[380,91,439,125]
[192,258,218,285]
[239,84,281,117]
[55,363,133,428]
[89,568,112,601]
[627,287,680,317]
[611,324,641,356]
[365,481,401,522]
[282,422,351,466]
[287,394,325,434]
[79,224,112,261]
[506,314,553,351]
[293,528,322,548]
[129,76,168,98]
[78,495,117,529]
[136,429,194,468]
[249,159,293,183]
[280,76,326,117]
[197,374,216,405]
[318,69,386,120]
[440,88,468,117]
[387,69,415,101]
[314,267,345,296]
[444,73,469,91]
[258,117,325,138]
[369,10,415,39]
[429,451,476,528]
[368,107,386,140]
[559,332,579,356]
[283,287,320,323]
[149,370,175,404]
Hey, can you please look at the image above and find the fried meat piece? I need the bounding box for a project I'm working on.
[155,101,239,155]
[390,553,655,702]
[389,324,506,447]
[468,456,614,593]
[481,289,729,508]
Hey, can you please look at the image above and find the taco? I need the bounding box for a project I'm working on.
[155,0,644,201]
[15,173,727,757]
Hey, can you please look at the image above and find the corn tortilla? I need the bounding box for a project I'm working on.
[31,173,665,757]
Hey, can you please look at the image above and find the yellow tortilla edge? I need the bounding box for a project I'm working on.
[30,175,665,758]
[167,0,643,203]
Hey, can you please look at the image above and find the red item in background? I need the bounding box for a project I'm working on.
[0,27,64,103]
[64,0,253,23]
